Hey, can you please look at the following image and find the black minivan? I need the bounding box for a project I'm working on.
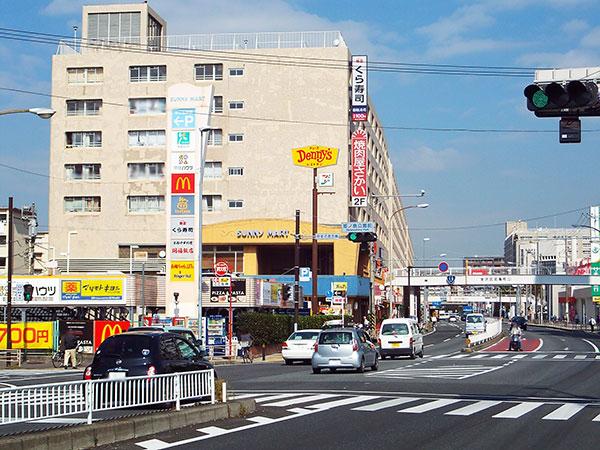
[84,331,214,380]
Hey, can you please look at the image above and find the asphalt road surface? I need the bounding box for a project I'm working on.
[5,322,600,449]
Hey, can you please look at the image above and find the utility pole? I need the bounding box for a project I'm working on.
[294,210,300,327]
[6,197,13,353]
[311,168,318,314]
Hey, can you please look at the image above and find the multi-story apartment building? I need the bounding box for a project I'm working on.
[48,3,414,320]
[0,207,31,276]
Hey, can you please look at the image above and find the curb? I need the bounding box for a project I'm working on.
[462,332,507,353]
[529,323,595,334]
[0,399,256,450]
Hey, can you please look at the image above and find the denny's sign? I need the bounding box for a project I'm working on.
[291,145,339,168]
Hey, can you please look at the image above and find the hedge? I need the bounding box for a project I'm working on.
[235,312,346,346]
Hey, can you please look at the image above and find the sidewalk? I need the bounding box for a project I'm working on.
[529,320,599,334]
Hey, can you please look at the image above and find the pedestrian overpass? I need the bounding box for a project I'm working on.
[390,266,600,288]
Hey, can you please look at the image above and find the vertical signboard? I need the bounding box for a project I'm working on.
[166,84,213,316]
[591,206,600,302]
[351,55,368,122]
[351,129,368,207]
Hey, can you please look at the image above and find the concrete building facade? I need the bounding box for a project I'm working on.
[48,3,414,319]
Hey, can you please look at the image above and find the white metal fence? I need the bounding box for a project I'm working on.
[467,318,503,346]
[0,369,215,425]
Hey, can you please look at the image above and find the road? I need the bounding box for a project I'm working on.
[4,322,600,449]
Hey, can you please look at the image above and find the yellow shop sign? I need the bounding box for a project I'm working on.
[291,145,339,168]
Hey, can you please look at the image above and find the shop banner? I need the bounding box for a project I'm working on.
[93,320,130,351]
[210,279,246,304]
[58,320,93,347]
[351,129,368,207]
[351,55,368,121]
[61,279,123,301]
[0,322,54,350]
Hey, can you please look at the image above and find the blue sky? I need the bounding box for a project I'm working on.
[1,0,599,265]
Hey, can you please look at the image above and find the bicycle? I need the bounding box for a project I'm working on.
[51,344,87,368]
[240,342,254,363]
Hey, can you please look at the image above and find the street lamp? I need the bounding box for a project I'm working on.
[129,245,139,274]
[197,126,218,346]
[422,237,431,264]
[572,224,600,233]
[387,203,429,317]
[66,230,78,273]
[0,108,55,119]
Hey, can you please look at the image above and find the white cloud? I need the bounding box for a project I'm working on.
[417,4,494,42]
[580,26,600,48]
[396,146,461,172]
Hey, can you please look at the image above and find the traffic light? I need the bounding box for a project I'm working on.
[524,81,599,117]
[282,284,292,302]
[347,232,377,243]
[23,284,34,302]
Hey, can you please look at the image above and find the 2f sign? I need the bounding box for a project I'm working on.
[352,198,367,207]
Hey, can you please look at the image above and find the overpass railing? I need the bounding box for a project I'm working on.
[394,266,556,278]
[0,369,215,425]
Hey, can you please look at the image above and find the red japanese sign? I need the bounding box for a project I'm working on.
[351,129,368,207]
[214,261,229,276]
[93,320,130,351]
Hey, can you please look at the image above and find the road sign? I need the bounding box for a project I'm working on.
[438,261,449,273]
[331,296,344,305]
[341,222,375,233]
[446,275,456,285]
[315,233,340,240]
[214,261,229,277]
[171,108,196,129]
[463,305,473,312]
[300,267,312,281]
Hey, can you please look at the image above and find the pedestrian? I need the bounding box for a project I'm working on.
[61,329,78,369]
[363,315,370,330]
[589,317,596,333]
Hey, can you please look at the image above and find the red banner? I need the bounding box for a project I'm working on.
[93,320,130,350]
[351,129,368,207]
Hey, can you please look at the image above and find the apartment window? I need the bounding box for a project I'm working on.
[128,195,165,213]
[202,195,222,212]
[0,236,6,245]
[128,163,165,180]
[129,98,166,115]
[67,67,103,84]
[64,196,101,213]
[66,100,102,116]
[207,129,223,146]
[0,257,5,268]
[204,162,222,179]
[88,12,141,44]
[65,164,101,180]
[228,167,244,176]
[129,65,166,82]
[195,64,223,81]
[228,199,244,209]
[229,101,244,110]
[66,131,102,148]
[228,133,244,142]
[128,130,166,147]
[229,68,244,77]
[212,96,223,114]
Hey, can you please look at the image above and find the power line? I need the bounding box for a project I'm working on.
[4,85,595,134]
[0,27,535,78]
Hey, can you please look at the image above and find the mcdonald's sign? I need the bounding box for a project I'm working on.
[93,320,130,350]
[172,173,195,194]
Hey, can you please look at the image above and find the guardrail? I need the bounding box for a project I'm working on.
[0,369,215,425]
[466,318,503,348]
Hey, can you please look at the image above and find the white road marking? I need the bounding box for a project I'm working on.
[542,403,587,421]
[490,355,507,359]
[197,426,229,436]
[352,397,421,411]
[532,355,547,359]
[398,399,462,414]
[136,439,170,450]
[553,355,567,359]
[582,339,599,353]
[306,395,379,410]
[493,402,544,419]
[263,394,337,407]
[595,355,600,360]
[511,354,527,359]
[445,400,502,416]
[255,393,305,403]
[424,344,434,348]
[574,355,588,360]
[449,354,469,359]
[246,416,275,424]
[532,338,544,352]
[470,354,489,359]
[443,338,451,342]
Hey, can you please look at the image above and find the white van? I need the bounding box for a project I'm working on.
[378,318,424,359]
[465,313,487,335]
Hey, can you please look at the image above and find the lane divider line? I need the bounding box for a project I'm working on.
[582,339,599,353]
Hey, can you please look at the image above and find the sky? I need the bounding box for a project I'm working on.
[1,0,599,265]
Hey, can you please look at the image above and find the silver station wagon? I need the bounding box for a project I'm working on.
[312,328,378,374]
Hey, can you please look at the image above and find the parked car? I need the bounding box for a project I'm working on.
[465,313,487,336]
[510,316,528,331]
[84,331,214,380]
[282,329,321,365]
[378,318,424,360]
[312,328,378,373]
[126,325,202,349]
[322,319,344,329]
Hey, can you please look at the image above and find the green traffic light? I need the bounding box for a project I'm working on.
[532,90,549,108]
[349,233,358,241]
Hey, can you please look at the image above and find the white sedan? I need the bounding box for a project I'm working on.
[282,329,321,365]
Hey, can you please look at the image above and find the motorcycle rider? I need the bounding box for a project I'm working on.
[509,321,523,351]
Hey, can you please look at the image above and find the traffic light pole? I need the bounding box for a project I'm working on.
[6,197,13,355]
[294,210,300,327]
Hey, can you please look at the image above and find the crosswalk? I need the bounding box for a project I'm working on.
[426,352,600,361]
[367,364,505,380]
[233,392,600,423]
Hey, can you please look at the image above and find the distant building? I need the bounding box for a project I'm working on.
[0,207,32,275]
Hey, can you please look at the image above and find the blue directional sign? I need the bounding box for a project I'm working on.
[341,222,375,233]
[463,305,473,313]
[172,108,196,129]
[446,275,456,285]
